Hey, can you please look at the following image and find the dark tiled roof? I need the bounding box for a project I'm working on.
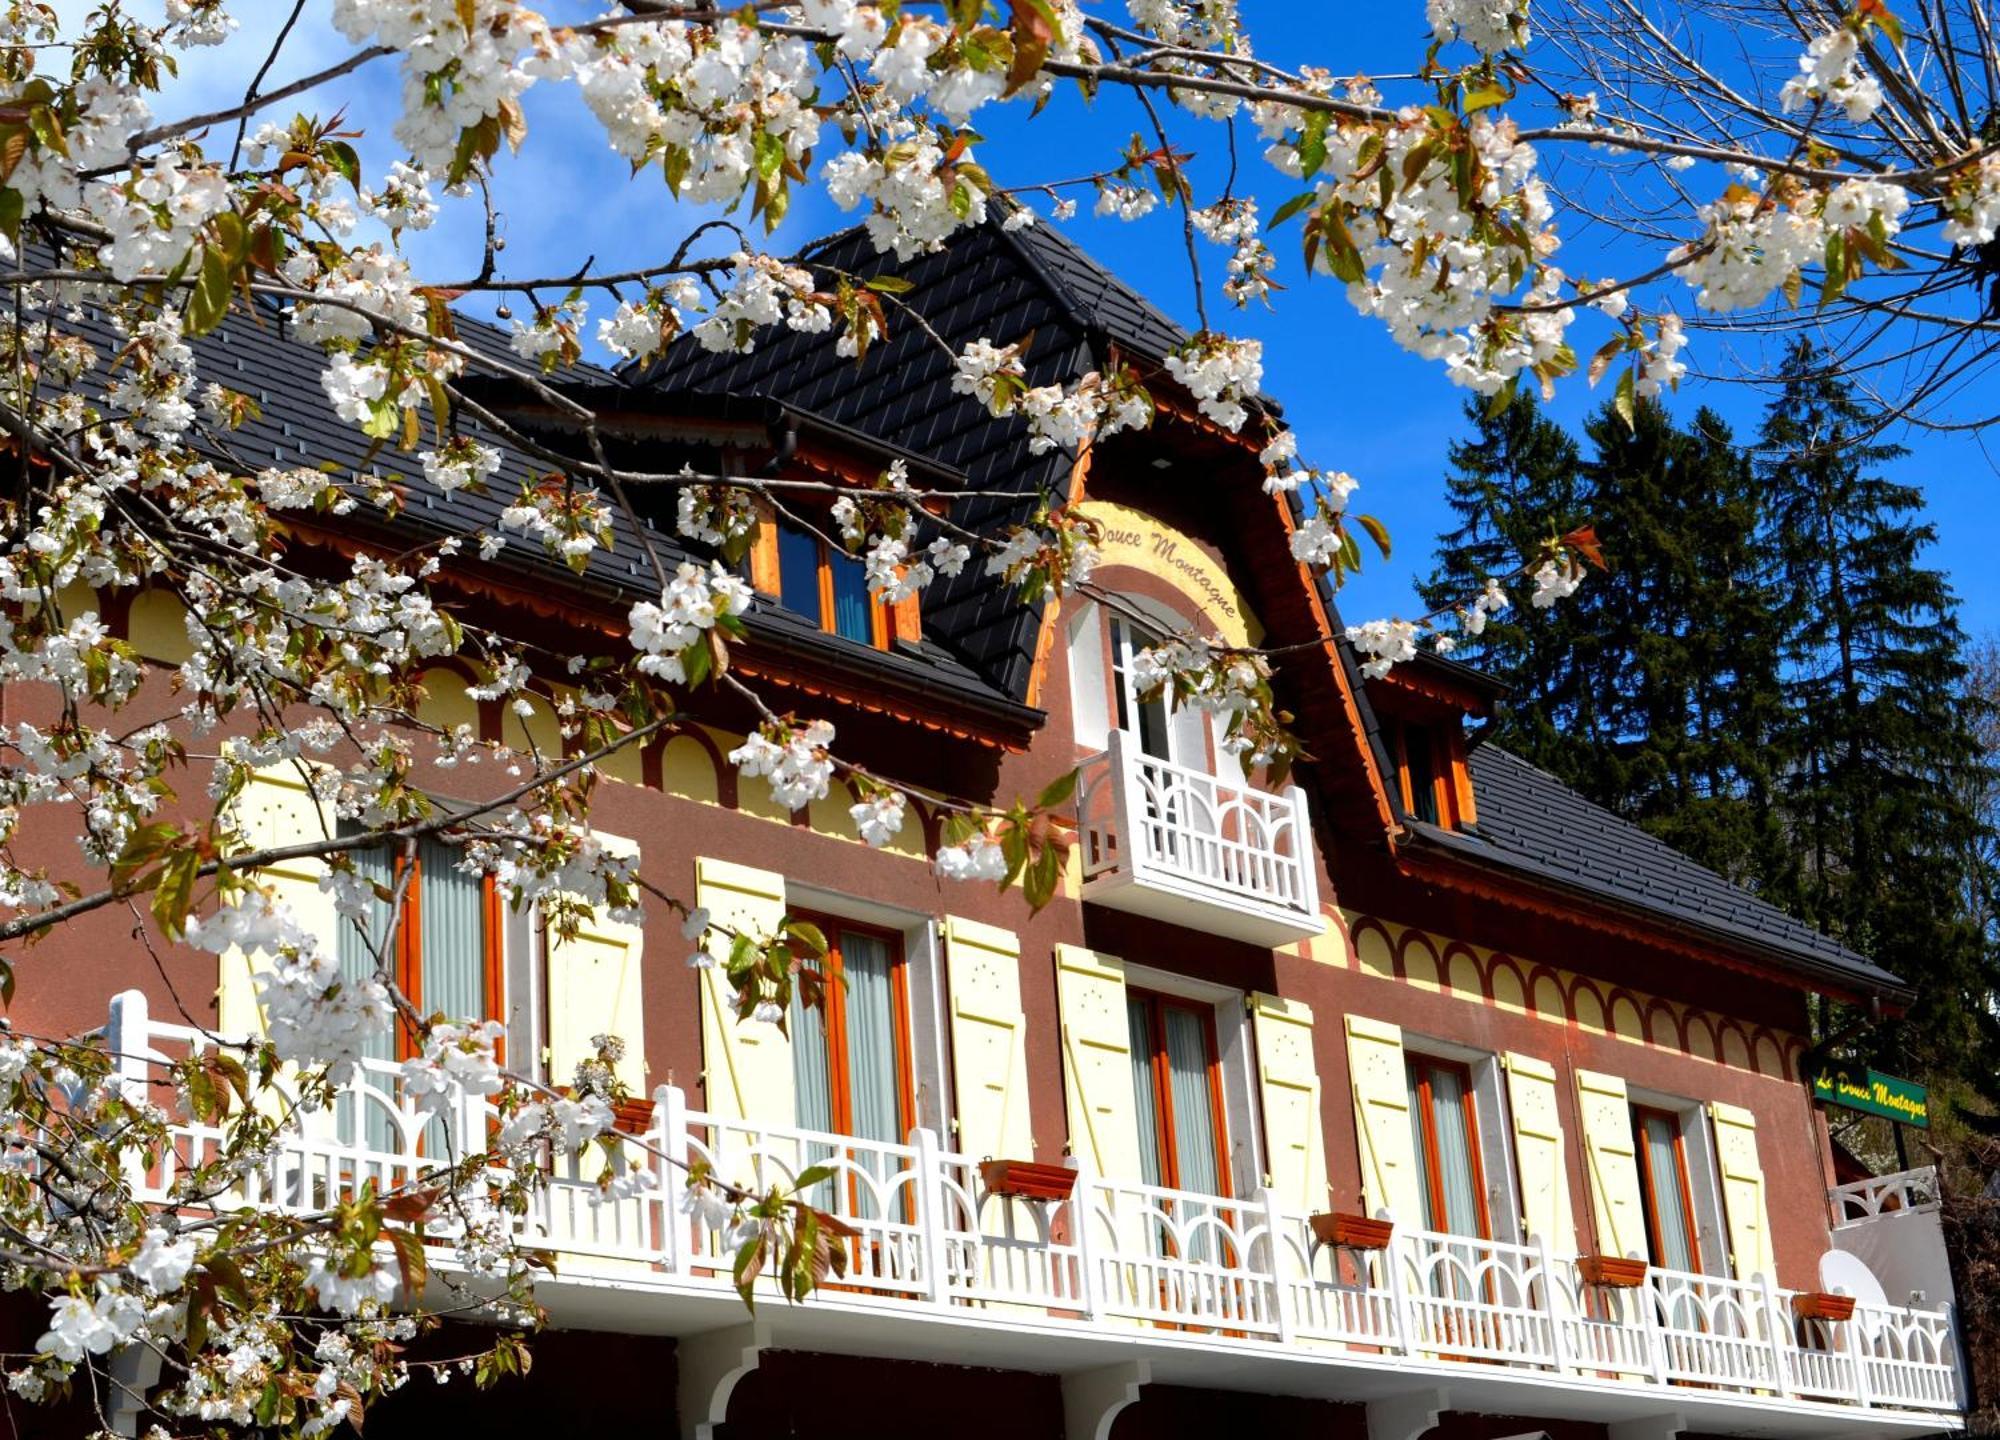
[47,252,1027,724]
[638,209,1218,698]
[1413,745,1905,995]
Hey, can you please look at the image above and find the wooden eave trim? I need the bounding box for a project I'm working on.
[1263,489,1402,844]
[1393,843,1898,1009]
[1373,664,1496,717]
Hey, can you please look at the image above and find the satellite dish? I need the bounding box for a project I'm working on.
[1820,1249,1889,1307]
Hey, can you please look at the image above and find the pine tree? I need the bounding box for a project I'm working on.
[1757,338,1995,1094]
[1424,394,1786,886]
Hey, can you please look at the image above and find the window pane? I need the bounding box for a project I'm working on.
[334,831,399,1156]
[1405,729,1440,824]
[777,523,823,623]
[1641,1112,1699,1272]
[1407,1067,1437,1231]
[1426,1065,1484,1239]
[418,839,486,1027]
[1127,997,1164,1187]
[1162,1007,1221,1198]
[828,548,872,643]
[841,932,902,1147]
[789,979,834,1136]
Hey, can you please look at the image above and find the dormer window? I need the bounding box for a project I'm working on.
[749,514,920,651]
[1389,720,1446,826]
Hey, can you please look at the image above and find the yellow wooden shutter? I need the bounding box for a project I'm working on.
[1251,993,1330,1212]
[545,832,646,1093]
[221,766,339,1037]
[1710,1101,1776,1282]
[1576,1068,1647,1261]
[1343,1014,1423,1225]
[694,857,794,1126]
[1055,945,1143,1180]
[1504,1052,1575,1250]
[944,916,1033,1161]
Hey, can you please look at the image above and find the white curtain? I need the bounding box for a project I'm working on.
[1640,1111,1699,1272]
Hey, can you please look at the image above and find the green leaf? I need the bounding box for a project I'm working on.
[1820,231,1847,308]
[1355,512,1393,560]
[865,275,914,294]
[187,243,232,336]
[1265,190,1318,230]
[1036,768,1079,809]
[1463,84,1510,113]
[1613,366,1637,431]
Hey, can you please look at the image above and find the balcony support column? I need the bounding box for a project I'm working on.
[1060,1359,1150,1440]
[106,1344,162,1437]
[676,1320,769,1440]
[1365,1386,1447,1440]
[1607,1413,1685,1440]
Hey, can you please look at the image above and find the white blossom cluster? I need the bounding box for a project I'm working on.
[824,130,991,260]
[1262,102,1566,396]
[1941,153,2000,248]
[1193,198,1278,307]
[627,560,754,684]
[1345,618,1420,680]
[1163,335,1264,431]
[1675,178,1908,312]
[729,718,838,811]
[1779,27,1884,124]
[1426,0,1530,55]
[695,252,833,354]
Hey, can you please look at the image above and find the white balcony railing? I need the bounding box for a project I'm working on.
[1832,1167,1943,1226]
[1076,729,1321,945]
[105,991,1961,1424]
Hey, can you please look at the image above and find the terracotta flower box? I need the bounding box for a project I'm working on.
[1309,1212,1395,1250]
[979,1160,1076,1201]
[1576,1255,1649,1288]
[1793,1291,1857,1322]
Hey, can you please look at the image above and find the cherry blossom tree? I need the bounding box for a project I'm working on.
[0,0,1988,1431]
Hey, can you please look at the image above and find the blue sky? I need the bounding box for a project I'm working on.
[139,2,2000,636]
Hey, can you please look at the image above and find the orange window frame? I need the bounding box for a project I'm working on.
[749,516,917,650]
[1632,1104,1703,1272]
[1406,1054,1493,1238]
[384,851,505,1063]
[1390,721,1451,828]
[793,911,917,1140]
[1128,987,1232,1196]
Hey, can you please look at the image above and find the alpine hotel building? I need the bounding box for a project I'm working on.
[9,214,1968,1439]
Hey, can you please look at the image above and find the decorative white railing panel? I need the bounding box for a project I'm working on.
[105,991,1961,1422]
[1076,731,1321,944]
[1831,1167,1942,1225]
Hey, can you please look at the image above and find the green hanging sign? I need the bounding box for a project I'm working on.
[1808,1062,1930,1128]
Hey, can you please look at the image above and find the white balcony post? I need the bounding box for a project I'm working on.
[1256,1186,1295,1344]
[1534,1234,1569,1375]
[1758,1273,1791,1397]
[105,990,152,1195]
[1846,1305,1873,1408]
[1069,1158,1104,1323]
[1384,1228,1417,1356]
[1640,1274,1670,1387]
[1104,729,1142,880]
[656,1085,687,1275]
[1282,782,1318,914]
[911,1127,953,1309]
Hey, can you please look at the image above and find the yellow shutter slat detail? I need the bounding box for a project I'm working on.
[1711,1101,1776,1283]
[546,831,646,1094]
[1504,1052,1575,1250]
[694,857,794,1126]
[1055,945,1143,1181]
[1251,993,1330,1212]
[944,916,1033,1162]
[1576,1068,1647,1261]
[221,767,339,1038]
[1343,1014,1422,1225]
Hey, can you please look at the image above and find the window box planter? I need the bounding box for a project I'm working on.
[979,1160,1076,1201]
[1576,1255,1649,1288]
[1309,1212,1394,1250]
[1793,1292,1857,1322]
